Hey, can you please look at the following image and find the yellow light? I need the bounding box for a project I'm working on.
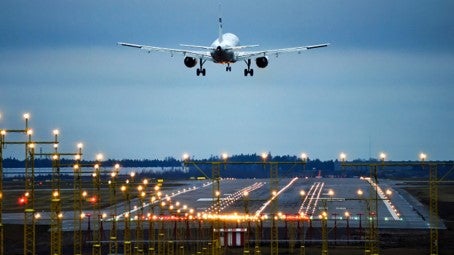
[28,143,35,149]
[27,129,33,136]
[182,153,190,161]
[34,213,41,219]
[143,179,148,185]
[345,211,350,217]
[328,189,334,196]
[52,154,58,160]
[300,190,306,196]
[111,171,116,178]
[301,153,308,161]
[53,143,58,149]
[53,129,59,136]
[221,153,228,161]
[0,130,5,136]
[80,212,86,219]
[53,191,59,197]
[243,191,249,197]
[357,189,363,196]
[82,191,88,197]
[120,185,126,192]
[94,164,99,170]
[137,185,143,192]
[386,189,392,196]
[130,172,136,178]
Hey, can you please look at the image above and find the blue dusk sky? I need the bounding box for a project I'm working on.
[0,0,453,160]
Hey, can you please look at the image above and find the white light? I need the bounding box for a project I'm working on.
[301,153,308,161]
[340,152,347,161]
[23,113,30,119]
[182,153,190,161]
[261,152,268,160]
[379,152,387,161]
[53,129,59,136]
[419,153,427,161]
[96,153,103,161]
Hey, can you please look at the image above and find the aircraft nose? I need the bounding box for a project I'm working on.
[216,46,222,51]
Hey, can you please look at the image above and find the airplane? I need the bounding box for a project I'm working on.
[118,12,329,76]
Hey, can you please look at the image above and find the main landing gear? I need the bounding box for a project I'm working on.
[244,59,254,76]
[197,58,206,76]
[226,64,232,72]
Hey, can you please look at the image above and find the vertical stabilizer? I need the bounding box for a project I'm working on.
[218,3,223,42]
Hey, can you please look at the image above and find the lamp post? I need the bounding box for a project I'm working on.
[299,190,306,255]
[92,155,103,255]
[345,212,350,244]
[109,164,120,255]
[243,190,250,254]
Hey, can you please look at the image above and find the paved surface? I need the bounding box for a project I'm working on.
[3,177,442,230]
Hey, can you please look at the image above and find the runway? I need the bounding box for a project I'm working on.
[3,177,440,231]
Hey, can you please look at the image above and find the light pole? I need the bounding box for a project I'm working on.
[345,212,350,244]
[243,190,250,254]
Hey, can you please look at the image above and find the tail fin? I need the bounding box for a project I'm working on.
[218,3,223,42]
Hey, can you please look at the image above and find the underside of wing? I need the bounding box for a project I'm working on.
[236,43,329,60]
[118,42,213,61]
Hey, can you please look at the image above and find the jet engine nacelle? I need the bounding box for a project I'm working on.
[184,57,197,68]
[255,57,269,68]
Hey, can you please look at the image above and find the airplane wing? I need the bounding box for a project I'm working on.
[118,42,213,61]
[236,43,329,60]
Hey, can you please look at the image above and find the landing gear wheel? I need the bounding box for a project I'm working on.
[196,58,206,76]
[197,68,206,76]
[243,59,254,76]
[244,68,254,76]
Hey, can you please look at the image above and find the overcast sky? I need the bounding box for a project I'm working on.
[1,0,453,160]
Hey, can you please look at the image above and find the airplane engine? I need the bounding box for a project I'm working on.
[255,57,268,68]
[184,57,197,68]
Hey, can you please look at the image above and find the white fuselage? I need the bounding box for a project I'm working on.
[210,33,239,64]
